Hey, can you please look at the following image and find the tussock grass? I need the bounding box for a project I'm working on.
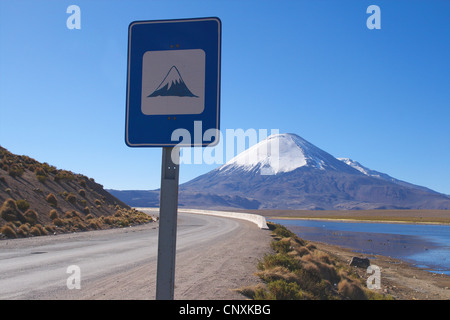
[24,209,39,224]
[0,146,155,240]
[49,209,58,220]
[15,199,30,212]
[0,224,17,238]
[242,222,393,300]
[1,198,27,223]
[65,193,77,204]
[46,193,58,207]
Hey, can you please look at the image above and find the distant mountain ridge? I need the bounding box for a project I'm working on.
[109,133,450,210]
[337,157,439,194]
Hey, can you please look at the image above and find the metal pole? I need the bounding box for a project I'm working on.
[156,147,180,300]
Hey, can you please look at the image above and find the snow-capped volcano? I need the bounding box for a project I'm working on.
[111,133,450,210]
[219,133,355,175]
[177,133,450,210]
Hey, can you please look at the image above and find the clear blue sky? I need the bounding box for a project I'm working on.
[1,0,449,194]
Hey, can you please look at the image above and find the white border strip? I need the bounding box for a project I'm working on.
[136,207,269,230]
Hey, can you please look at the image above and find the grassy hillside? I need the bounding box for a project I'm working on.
[0,146,153,239]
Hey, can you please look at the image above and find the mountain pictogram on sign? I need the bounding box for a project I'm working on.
[147,66,198,98]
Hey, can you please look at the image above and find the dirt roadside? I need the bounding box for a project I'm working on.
[52,219,273,300]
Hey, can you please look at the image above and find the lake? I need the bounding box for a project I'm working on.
[269,219,450,275]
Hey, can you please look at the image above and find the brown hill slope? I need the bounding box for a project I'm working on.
[0,146,153,239]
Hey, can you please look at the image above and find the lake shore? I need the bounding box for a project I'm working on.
[253,209,450,300]
[312,240,450,300]
[244,209,450,225]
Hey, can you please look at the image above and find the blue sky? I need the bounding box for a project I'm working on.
[0,0,449,194]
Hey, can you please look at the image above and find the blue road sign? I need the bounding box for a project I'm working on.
[125,17,221,147]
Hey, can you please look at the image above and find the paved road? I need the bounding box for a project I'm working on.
[0,211,270,299]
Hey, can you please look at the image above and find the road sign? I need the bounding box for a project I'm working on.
[125,17,221,147]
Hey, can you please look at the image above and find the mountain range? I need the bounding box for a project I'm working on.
[109,133,450,210]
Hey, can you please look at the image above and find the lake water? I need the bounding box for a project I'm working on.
[269,219,450,275]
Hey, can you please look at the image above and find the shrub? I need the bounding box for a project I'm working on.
[8,165,24,178]
[37,224,48,235]
[36,175,47,183]
[79,179,87,188]
[94,199,102,206]
[15,199,30,212]
[337,279,367,300]
[270,238,292,254]
[46,193,58,207]
[25,209,39,224]
[49,209,58,220]
[34,167,46,177]
[52,217,64,227]
[34,167,47,182]
[268,222,296,238]
[266,280,303,300]
[258,253,302,272]
[88,220,99,230]
[73,220,87,231]
[83,206,90,214]
[64,211,75,219]
[42,163,57,174]
[1,198,27,223]
[78,189,86,197]
[45,224,55,234]
[30,226,41,236]
[54,170,75,182]
[17,224,30,237]
[65,193,77,204]
[0,224,17,238]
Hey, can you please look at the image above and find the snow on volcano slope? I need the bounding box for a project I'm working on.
[338,157,440,194]
[219,133,354,175]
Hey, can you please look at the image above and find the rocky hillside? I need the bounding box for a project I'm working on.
[0,146,153,239]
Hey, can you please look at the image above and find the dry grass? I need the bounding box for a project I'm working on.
[240,222,393,300]
[0,146,156,240]
[45,193,58,207]
[0,197,154,239]
[0,224,17,238]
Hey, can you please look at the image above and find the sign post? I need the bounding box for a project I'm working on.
[125,17,221,300]
[156,147,179,299]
